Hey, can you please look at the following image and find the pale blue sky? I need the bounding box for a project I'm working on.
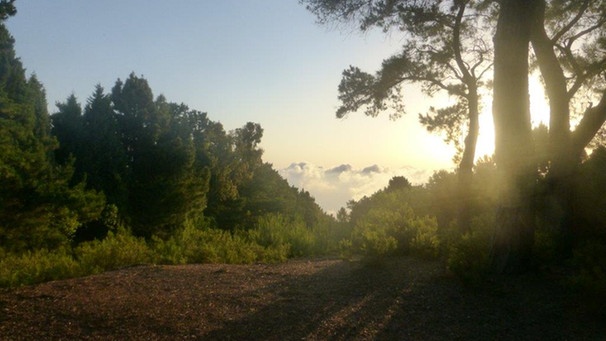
[7,1,478,212]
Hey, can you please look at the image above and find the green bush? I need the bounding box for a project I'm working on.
[356,226,398,259]
[251,214,317,258]
[75,229,152,274]
[446,214,493,284]
[348,201,441,261]
[152,222,289,265]
[0,248,80,287]
[410,216,440,259]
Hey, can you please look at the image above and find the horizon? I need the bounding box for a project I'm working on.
[5,1,549,213]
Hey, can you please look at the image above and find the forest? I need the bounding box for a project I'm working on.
[1,0,606,315]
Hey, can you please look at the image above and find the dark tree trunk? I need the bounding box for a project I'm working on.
[529,0,606,256]
[529,0,576,256]
[458,85,479,233]
[490,0,536,274]
[453,2,479,233]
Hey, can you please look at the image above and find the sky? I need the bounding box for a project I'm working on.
[5,0,504,214]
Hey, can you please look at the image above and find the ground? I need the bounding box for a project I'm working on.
[0,257,603,340]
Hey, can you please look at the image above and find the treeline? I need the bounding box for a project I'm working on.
[50,74,331,242]
[0,14,349,286]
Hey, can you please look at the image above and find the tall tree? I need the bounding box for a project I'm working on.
[81,85,129,207]
[110,74,208,238]
[52,94,83,166]
[0,18,104,252]
[489,0,536,273]
[302,0,494,231]
[528,0,606,252]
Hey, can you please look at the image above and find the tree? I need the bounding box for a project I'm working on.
[52,94,83,166]
[302,0,494,231]
[0,19,104,252]
[489,0,536,273]
[304,0,606,273]
[529,0,606,253]
[108,74,209,238]
[386,176,412,192]
[0,0,15,21]
[81,85,129,207]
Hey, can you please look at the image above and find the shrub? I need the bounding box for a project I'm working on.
[251,214,317,258]
[348,201,441,261]
[0,248,80,287]
[446,214,493,285]
[75,229,152,274]
[409,216,440,259]
[356,225,398,260]
[152,223,288,265]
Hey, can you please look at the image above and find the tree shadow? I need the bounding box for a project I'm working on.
[201,257,605,340]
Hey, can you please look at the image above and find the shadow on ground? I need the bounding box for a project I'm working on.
[201,257,604,340]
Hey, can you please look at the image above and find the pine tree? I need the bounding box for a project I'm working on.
[0,21,104,252]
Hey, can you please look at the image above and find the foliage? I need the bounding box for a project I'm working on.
[0,22,105,252]
[302,0,494,169]
[446,214,493,285]
[0,248,79,287]
[347,187,441,261]
[75,229,152,274]
[251,214,317,258]
[152,223,275,265]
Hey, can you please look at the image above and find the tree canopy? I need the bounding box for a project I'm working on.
[303,0,606,273]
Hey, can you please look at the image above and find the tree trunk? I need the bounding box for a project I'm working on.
[458,85,479,233]
[490,0,536,274]
[529,0,606,256]
[453,2,479,233]
[529,0,577,256]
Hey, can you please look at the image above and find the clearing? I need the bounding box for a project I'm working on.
[0,257,603,340]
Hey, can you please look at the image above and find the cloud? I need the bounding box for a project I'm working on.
[279,162,432,215]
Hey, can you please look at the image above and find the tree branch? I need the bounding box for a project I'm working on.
[571,92,606,154]
[550,0,590,43]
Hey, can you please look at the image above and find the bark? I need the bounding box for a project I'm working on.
[571,94,606,156]
[529,0,571,166]
[458,86,479,232]
[529,0,576,253]
[453,1,479,232]
[530,0,606,254]
[490,0,536,274]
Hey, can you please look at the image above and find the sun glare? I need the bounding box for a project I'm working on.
[475,74,550,161]
[529,75,550,127]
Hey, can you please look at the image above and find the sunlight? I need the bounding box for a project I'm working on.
[529,74,550,127]
[475,74,550,160]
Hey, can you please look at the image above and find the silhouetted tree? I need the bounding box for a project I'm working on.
[491,0,606,272]
[302,0,495,232]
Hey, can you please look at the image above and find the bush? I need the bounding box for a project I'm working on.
[152,222,289,265]
[410,216,440,259]
[446,214,493,285]
[356,226,398,260]
[251,214,317,258]
[0,248,80,287]
[75,229,152,274]
[348,202,441,261]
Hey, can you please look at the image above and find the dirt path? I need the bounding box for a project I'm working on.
[0,257,603,340]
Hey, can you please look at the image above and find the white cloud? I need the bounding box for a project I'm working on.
[279,162,432,215]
